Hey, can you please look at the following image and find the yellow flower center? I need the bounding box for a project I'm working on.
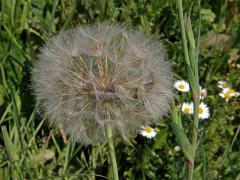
[198,107,204,114]
[224,92,231,99]
[179,84,185,89]
[145,127,152,133]
[229,89,235,94]
[184,107,190,114]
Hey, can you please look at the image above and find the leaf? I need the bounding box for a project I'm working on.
[171,121,194,163]
[201,9,216,23]
[154,129,168,149]
[1,126,19,161]
[0,85,5,106]
[28,149,55,168]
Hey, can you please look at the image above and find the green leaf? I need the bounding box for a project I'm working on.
[171,121,194,163]
[0,85,5,106]
[10,88,23,149]
[1,126,24,179]
[1,126,19,161]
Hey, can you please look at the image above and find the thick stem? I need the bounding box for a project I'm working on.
[106,124,119,180]
[177,0,200,179]
[188,96,200,180]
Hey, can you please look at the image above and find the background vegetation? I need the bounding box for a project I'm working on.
[0,0,240,179]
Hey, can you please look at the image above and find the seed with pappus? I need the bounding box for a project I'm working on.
[32,23,173,144]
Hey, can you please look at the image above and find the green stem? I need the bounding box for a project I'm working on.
[106,124,119,180]
[63,139,71,174]
[177,0,200,179]
[188,96,199,180]
[177,0,190,67]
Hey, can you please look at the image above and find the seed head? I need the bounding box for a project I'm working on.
[32,23,173,144]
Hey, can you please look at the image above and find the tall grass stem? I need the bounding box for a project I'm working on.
[106,124,119,180]
[177,0,200,179]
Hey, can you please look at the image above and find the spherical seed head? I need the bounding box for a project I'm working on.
[32,23,173,144]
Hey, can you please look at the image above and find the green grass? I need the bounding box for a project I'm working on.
[1,0,240,179]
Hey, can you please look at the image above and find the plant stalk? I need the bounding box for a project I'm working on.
[106,124,119,180]
[188,96,200,180]
[177,0,200,179]
[177,0,190,67]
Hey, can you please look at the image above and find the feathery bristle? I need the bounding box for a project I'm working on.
[32,23,173,144]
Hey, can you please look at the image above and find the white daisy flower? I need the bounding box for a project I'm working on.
[198,102,210,119]
[140,126,156,139]
[219,88,239,101]
[182,102,194,114]
[218,81,230,89]
[174,80,190,92]
[200,86,207,99]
